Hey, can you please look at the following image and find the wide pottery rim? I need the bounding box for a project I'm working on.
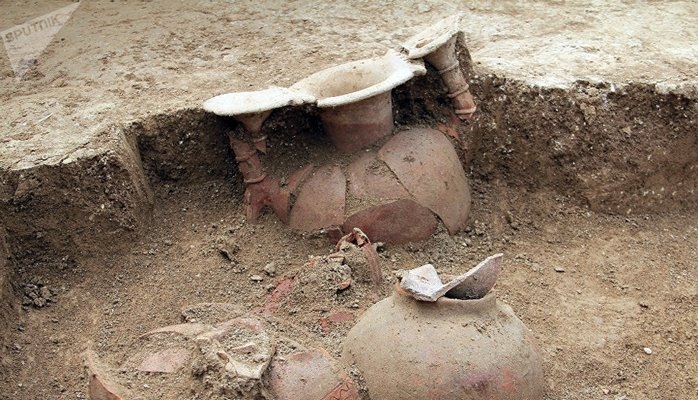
[290,50,425,108]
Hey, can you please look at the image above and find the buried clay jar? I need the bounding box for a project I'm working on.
[287,128,471,242]
[342,257,545,400]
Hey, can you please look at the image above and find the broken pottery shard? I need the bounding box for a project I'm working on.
[228,358,267,380]
[445,253,503,300]
[318,310,355,333]
[379,128,471,235]
[400,254,503,302]
[138,347,191,373]
[346,151,409,200]
[343,199,437,244]
[88,373,123,400]
[84,350,126,400]
[399,264,445,301]
[195,317,274,380]
[140,323,211,339]
[230,341,259,354]
[335,228,382,287]
[289,165,346,231]
[259,276,296,316]
[269,348,360,400]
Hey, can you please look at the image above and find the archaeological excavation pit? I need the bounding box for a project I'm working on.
[1,2,697,400]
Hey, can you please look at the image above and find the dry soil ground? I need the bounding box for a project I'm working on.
[0,1,697,400]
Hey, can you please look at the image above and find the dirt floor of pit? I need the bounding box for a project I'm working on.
[1,1,698,400]
[1,177,697,400]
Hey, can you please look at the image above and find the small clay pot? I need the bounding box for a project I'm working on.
[342,287,545,399]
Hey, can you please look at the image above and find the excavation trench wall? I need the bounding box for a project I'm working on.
[465,79,698,214]
[0,40,696,277]
[0,129,153,262]
[0,226,14,350]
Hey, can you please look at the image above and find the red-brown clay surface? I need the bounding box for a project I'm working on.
[288,165,346,231]
[343,199,438,245]
[346,151,409,200]
[269,348,360,400]
[1,2,697,400]
[379,128,471,234]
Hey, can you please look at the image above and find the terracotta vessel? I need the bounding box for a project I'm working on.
[291,50,425,153]
[203,87,315,222]
[342,261,545,399]
[402,14,477,121]
[286,128,470,243]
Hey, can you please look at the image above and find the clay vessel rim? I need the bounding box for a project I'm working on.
[401,13,463,59]
[289,50,425,108]
[394,282,496,305]
[202,86,316,116]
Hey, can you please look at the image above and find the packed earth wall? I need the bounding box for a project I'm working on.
[0,51,697,263]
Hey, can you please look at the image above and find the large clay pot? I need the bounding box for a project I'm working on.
[342,287,545,399]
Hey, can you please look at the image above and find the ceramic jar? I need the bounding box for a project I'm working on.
[342,287,545,399]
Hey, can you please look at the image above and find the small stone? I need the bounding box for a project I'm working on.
[643,347,652,355]
[230,342,258,354]
[337,279,352,291]
[252,354,268,363]
[33,297,47,308]
[263,262,277,277]
[218,242,240,261]
[554,267,566,273]
[602,388,610,395]
[250,275,264,282]
[40,286,52,300]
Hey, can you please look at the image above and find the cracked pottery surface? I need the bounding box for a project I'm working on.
[378,128,471,234]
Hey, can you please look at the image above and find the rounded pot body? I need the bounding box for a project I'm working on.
[342,290,545,400]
